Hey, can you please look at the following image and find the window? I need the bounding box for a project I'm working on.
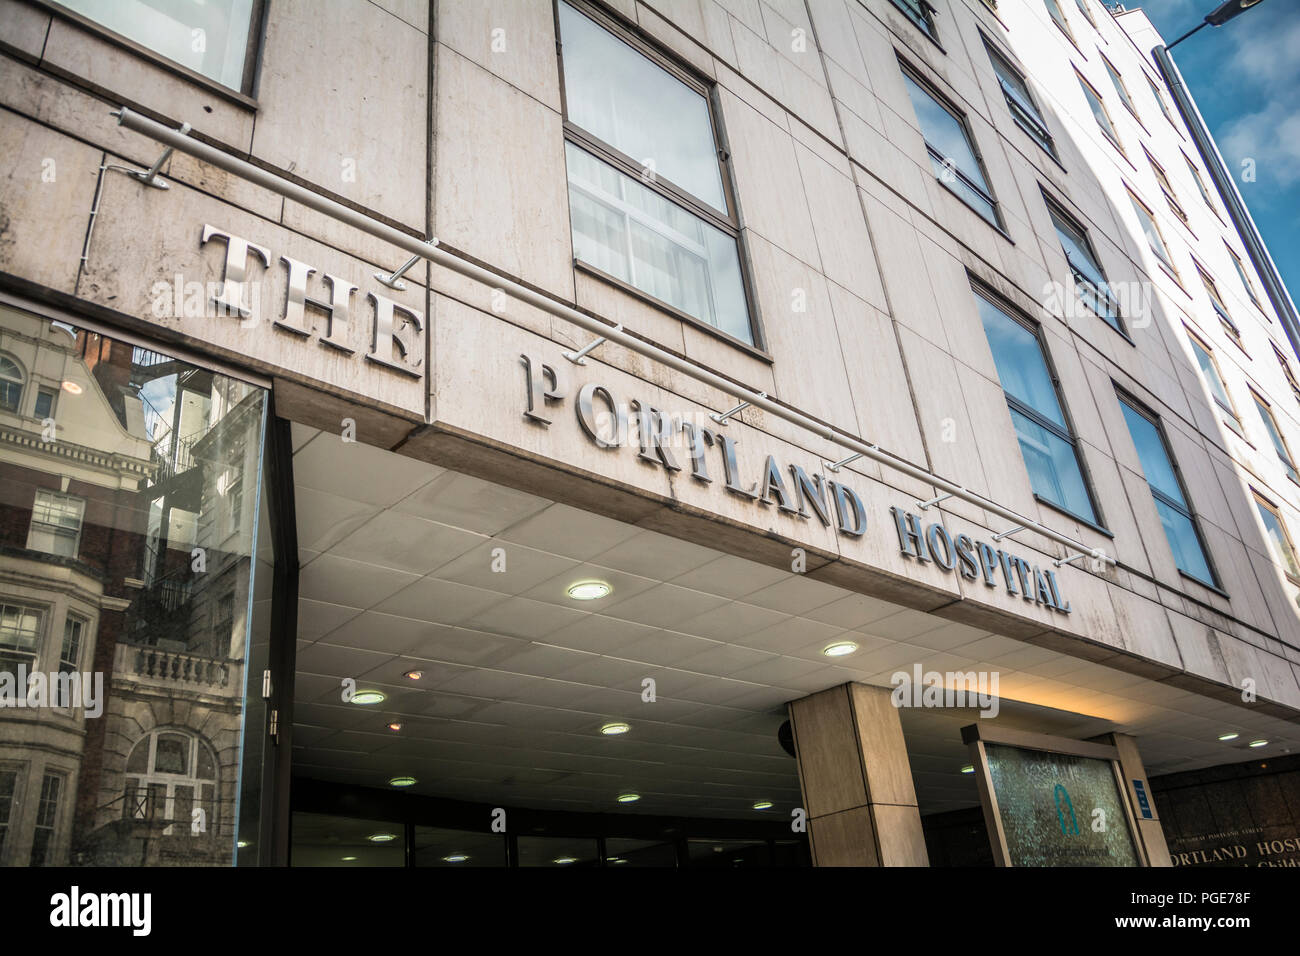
[1073,0,1096,26]
[1226,244,1261,308]
[1195,262,1239,340]
[0,355,22,413]
[1253,392,1298,482]
[985,41,1056,157]
[29,772,62,866]
[558,2,754,346]
[1184,154,1217,213]
[1102,56,1138,120]
[1117,395,1217,586]
[58,615,85,675]
[1045,0,1073,39]
[1144,148,1186,225]
[55,0,261,93]
[27,490,85,559]
[33,387,56,420]
[0,769,16,860]
[0,603,43,676]
[1273,342,1300,404]
[125,729,218,837]
[1255,495,1300,580]
[976,291,1098,523]
[901,66,1002,228]
[1046,198,1124,333]
[1129,191,1175,274]
[1078,74,1122,152]
[1147,74,1176,125]
[889,0,938,40]
[1186,331,1240,433]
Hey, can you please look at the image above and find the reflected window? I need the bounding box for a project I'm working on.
[56,0,261,92]
[687,838,772,867]
[124,730,217,837]
[0,770,16,860]
[291,812,405,867]
[976,290,1098,524]
[59,615,86,675]
[0,355,22,413]
[29,772,63,866]
[27,491,85,559]
[605,837,677,867]
[1118,394,1217,587]
[558,1,754,345]
[517,835,600,867]
[902,66,1002,228]
[0,604,44,675]
[413,826,507,867]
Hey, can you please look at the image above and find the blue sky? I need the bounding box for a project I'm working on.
[1137,0,1300,309]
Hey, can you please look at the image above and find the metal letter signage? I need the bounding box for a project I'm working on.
[888,506,1072,614]
[199,225,423,377]
[520,351,866,539]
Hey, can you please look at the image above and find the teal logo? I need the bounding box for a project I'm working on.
[1054,784,1079,835]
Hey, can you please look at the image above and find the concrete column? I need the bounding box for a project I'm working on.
[1094,732,1172,866]
[787,682,929,866]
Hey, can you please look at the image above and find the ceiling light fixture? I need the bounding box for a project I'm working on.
[1218,732,1239,741]
[617,792,640,803]
[1249,739,1268,748]
[567,580,612,601]
[822,640,858,658]
[350,691,385,705]
[600,721,631,736]
[752,800,773,810]
[960,765,975,774]
[443,854,470,863]
[552,856,578,865]
[404,669,423,681]
[341,856,357,861]
[367,833,397,843]
[387,722,403,732]
[389,776,417,788]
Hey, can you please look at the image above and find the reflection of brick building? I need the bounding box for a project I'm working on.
[0,308,260,865]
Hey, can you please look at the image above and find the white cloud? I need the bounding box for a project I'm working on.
[1220,100,1300,189]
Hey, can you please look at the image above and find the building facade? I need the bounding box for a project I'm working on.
[0,0,1297,867]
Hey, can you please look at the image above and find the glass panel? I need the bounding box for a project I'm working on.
[903,74,991,202]
[891,0,935,36]
[925,151,999,225]
[1229,250,1258,304]
[1131,197,1172,267]
[1119,401,1186,505]
[1257,503,1300,578]
[1148,75,1174,123]
[1009,408,1096,522]
[0,303,270,866]
[58,0,254,90]
[29,773,62,866]
[1187,157,1213,206]
[566,143,752,343]
[989,50,1053,152]
[558,2,725,210]
[1045,0,1072,35]
[1154,497,1215,584]
[1079,80,1119,145]
[0,770,15,859]
[604,837,677,867]
[1104,60,1135,114]
[983,743,1140,866]
[1255,399,1299,481]
[1189,340,1235,417]
[1048,208,1105,289]
[517,835,600,867]
[412,826,507,867]
[976,297,1066,428]
[290,813,404,867]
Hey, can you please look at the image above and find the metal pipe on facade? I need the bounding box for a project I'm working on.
[114,106,1117,567]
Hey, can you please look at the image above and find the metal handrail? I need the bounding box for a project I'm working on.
[111,107,1116,567]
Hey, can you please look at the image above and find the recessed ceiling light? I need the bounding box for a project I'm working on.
[960,765,975,774]
[443,854,470,863]
[752,800,773,810]
[553,856,578,865]
[367,833,397,843]
[822,640,858,658]
[341,856,357,861]
[1249,739,1268,748]
[617,792,640,803]
[607,857,627,864]
[61,380,83,394]
[389,776,417,788]
[236,840,250,848]
[351,691,385,705]
[567,580,612,601]
[388,722,403,732]
[1218,732,1239,741]
[404,670,423,681]
[600,721,631,736]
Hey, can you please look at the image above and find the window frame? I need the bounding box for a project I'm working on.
[1225,242,1262,310]
[1253,490,1300,584]
[29,769,65,867]
[1073,0,1097,27]
[26,489,86,559]
[1145,73,1176,127]
[0,601,47,675]
[554,0,764,354]
[0,764,22,867]
[1115,388,1221,590]
[1194,260,1240,342]
[0,353,24,414]
[1043,192,1126,336]
[1076,71,1124,155]
[1250,388,1299,484]
[899,60,1005,231]
[983,37,1057,160]
[1045,0,1075,42]
[975,284,1106,531]
[1182,152,1220,220]
[38,0,265,104]
[886,0,939,42]
[1142,146,1187,226]
[1272,342,1300,405]
[1127,187,1177,278]
[1101,54,1139,122]
[1185,326,1242,434]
